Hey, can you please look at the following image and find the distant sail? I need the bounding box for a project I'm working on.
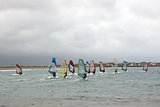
[48,58,57,77]
[69,60,75,73]
[143,62,148,71]
[122,61,127,71]
[99,61,105,72]
[16,64,22,75]
[86,61,90,73]
[59,60,67,78]
[78,59,87,79]
[113,58,118,72]
[89,60,96,74]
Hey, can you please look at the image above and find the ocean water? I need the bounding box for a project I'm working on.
[0,67,160,107]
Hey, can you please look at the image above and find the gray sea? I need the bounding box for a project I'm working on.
[0,67,160,107]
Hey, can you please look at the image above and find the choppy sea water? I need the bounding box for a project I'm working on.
[0,67,160,107]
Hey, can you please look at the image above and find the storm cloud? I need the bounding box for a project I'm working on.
[0,0,160,66]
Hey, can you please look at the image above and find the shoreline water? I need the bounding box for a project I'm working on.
[1,97,160,107]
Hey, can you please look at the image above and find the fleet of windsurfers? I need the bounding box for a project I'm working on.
[15,58,149,79]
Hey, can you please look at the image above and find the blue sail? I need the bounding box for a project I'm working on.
[52,58,57,66]
[49,57,57,76]
[122,61,127,71]
[85,61,90,73]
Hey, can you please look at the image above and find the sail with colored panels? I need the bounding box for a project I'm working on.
[69,60,75,73]
[89,60,96,74]
[143,62,148,72]
[59,60,67,78]
[78,59,87,79]
[113,58,118,72]
[122,61,127,71]
[99,62,105,72]
[48,58,57,77]
[16,64,22,75]
[85,61,90,73]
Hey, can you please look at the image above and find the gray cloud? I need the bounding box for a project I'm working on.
[0,0,160,66]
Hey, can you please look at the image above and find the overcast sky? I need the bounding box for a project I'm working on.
[0,0,160,66]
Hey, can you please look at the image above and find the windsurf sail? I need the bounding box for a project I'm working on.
[89,60,96,74]
[113,58,118,72]
[78,59,87,79]
[59,60,67,78]
[69,60,75,73]
[143,62,148,71]
[16,64,22,75]
[85,61,90,73]
[122,61,127,71]
[99,61,105,72]
[48,58,57,77]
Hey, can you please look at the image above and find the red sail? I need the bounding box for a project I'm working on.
[16,64,22,75]
[69,60,75,73]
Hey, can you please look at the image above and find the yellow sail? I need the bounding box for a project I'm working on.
[59,60,67,78]
[113,58,118,72]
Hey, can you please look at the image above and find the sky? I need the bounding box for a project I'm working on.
[0,0,160,66]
